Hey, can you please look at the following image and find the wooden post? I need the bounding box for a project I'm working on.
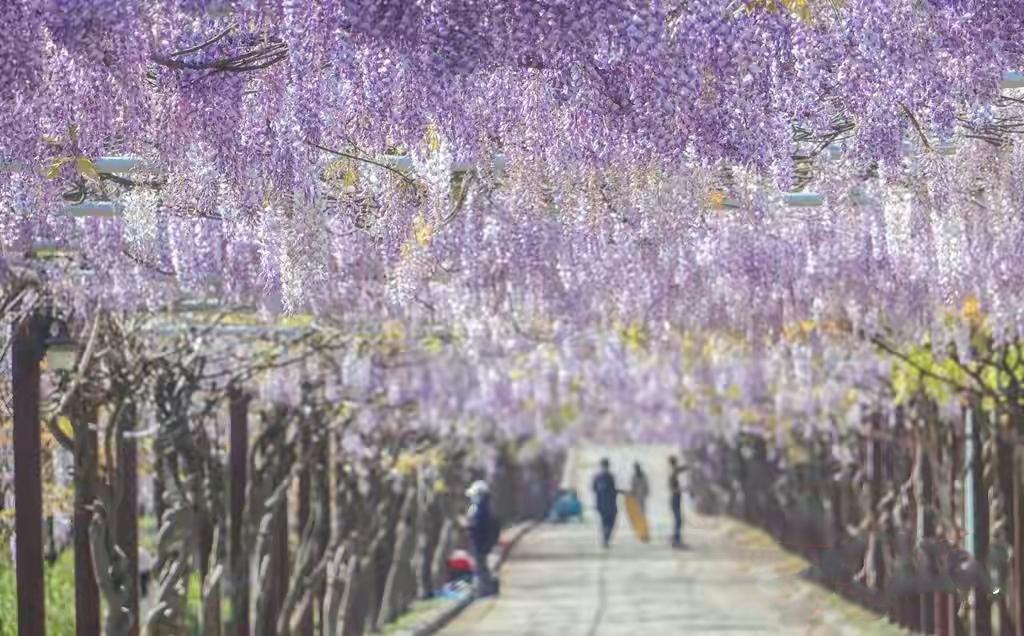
[1014,443,1024,636]
[869,417,886,595]
[935,428,952,636]
[12,317,46,636]
[116,402,140,636]
[271,490,289,628]
[297,469,313,636]
[951,431,965,636]
[831,433,844,552]
[316,437,330,633]
[74,407,100,636]
[228,388,250,636]
[737,441,751,521]
[996,432,1015,636]
[918,436,936,635]
[153,455,165,528]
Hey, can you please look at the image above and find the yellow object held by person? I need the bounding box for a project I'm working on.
[623,494,650,543]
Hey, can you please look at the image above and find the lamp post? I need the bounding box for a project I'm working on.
[44,318,76,371]
[41,316,103,636]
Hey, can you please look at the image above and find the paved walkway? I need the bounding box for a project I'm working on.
[440,445,908,636]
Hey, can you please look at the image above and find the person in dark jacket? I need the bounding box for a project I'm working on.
[592,458,622,548]
[466,480,498,596]
[668,455,690,548]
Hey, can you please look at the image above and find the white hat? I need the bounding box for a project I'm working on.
[466,480,489,499]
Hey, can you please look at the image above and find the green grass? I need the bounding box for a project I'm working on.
[138,515,158,553]
[0,550,77,636]
[0,539,442,636]
[379,597,449,635]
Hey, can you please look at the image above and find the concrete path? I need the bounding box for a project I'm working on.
[440,445,908,636]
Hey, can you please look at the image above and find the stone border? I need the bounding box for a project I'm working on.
[391,521,538,636]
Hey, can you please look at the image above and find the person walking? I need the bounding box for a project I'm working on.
[668,455,689,548]
[592,458,622,548]
[629,462,650,515]
[465,480,500,597]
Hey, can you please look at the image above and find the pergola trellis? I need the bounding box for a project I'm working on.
[4,1,1024,632]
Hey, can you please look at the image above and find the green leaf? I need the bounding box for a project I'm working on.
[75,156,102,183]
[420,335,444,354]
[45,157,70,180]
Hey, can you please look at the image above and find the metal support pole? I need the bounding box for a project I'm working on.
[965,407,992,635]
[12,317,46,636]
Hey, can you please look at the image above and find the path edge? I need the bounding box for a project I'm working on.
[397,520,538,636]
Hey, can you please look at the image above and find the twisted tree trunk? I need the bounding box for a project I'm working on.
[90,498,137,636]
[74,403,101,636]
[916,430,936,635]
[994,428,1015,636]
[115,401,140,636]
[229,389,251,636]
[377,485,419,627]
[277,426,331,635]
[416,489,444,598]
[322,543,352,636]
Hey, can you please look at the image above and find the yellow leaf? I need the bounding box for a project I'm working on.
[76,156,102,182]
[746,0,814,20]
[277,313,314,328]
[425,124,442,154]
[381,320,405,343]
[412,215,433,247]
[708,190,726,209]
[57,416,73,439]
[559,403,578,422]
[395,452,420,476]
[962,295,984,327]
[45,157,70,179]
[622,322,647,351]
[787,443,811,465]
[342,167,358,188]
[421,335,444,354]
[739,408,759,424]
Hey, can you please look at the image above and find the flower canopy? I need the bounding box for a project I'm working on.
[3,0,1024,443]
